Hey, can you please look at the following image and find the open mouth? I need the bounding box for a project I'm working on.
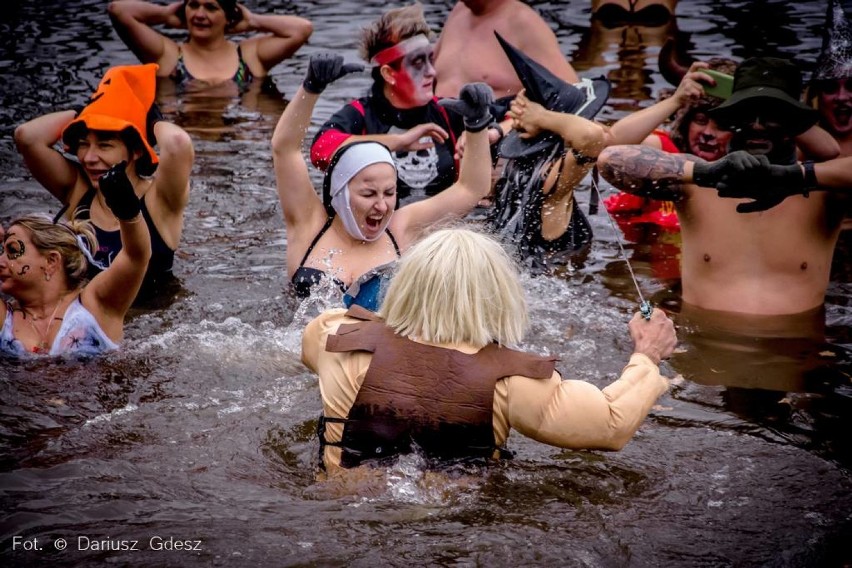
[833,106,851,125]
[87,170,108,183]
[695,141,720,155]
[364,216,383,232]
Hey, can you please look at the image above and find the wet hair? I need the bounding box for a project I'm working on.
[360,3,432,83]
[177,0,243,29]
[669,58,739,152]
[379,227,528,348]
[63,125,156,177]
[10,213,99,289]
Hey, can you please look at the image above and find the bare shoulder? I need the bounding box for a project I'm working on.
[511,1,551,28]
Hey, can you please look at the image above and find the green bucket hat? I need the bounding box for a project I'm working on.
[709,57,818,136]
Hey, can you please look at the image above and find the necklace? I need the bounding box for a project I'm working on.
[23,297,66,354]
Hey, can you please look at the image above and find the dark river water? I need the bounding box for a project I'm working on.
[2,1,852,566]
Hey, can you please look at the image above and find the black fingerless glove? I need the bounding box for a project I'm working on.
[439,82,495,132]
[303,54,365,94]
[146,103,164,146]
[99,161,141,221]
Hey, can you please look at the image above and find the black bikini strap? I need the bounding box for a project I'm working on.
[386,229,401,257]
[297,217,335,268]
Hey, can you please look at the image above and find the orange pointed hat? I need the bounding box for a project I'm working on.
[62,63,159,174]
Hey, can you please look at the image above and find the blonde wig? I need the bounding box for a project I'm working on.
[359,3,432,63]
[10,214,98,289]
[379,228,528,348]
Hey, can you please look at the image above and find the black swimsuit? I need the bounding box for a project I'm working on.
[75,188,175,292]
[593,2,673,27]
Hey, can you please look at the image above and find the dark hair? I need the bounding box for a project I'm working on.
[64,125,156,177]
[177,0,243,29]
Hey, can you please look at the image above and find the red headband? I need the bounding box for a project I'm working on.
[370,34,430,66]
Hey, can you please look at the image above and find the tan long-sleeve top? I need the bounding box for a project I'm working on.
[302,309,670,472]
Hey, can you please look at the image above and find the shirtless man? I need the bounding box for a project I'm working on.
[433,0,578,100]
[597,57,847,317]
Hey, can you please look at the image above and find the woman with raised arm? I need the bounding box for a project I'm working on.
[14,64,193,301]
[272,54,493,311]
[309,3,504,202]
[108,0,312,89]
[0,163,151,357]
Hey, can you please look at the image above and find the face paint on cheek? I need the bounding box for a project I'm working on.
[398,47,434,102]
[17,265,30,276]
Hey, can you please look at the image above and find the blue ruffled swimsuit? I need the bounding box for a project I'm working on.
[291,218,400,311]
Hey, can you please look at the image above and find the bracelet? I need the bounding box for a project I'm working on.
[570,147,596,166]
[802,160,817,198]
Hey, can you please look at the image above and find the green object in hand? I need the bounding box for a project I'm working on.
[702,69,734,100]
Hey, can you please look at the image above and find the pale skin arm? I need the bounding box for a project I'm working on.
[810,156,852,192]
[107,0,182,69]
[83,213,152,341]
[597,144,697,201]
[795,124,840,161]
[13,110,80,204]
[271,87,328,235]
[510,90,612,158]
[609,62,713,145]
[231,5,312,75]
[150,121,193,213]
[392,126,491,241]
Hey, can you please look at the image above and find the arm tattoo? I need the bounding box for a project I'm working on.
[599,145,688,201]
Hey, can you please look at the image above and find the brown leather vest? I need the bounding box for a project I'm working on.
[322,306,557,468]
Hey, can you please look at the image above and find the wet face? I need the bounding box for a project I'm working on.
[184,0,228,37]
[815,77,852,137]
[389,45,436,108]
[75,132,133,190]
[687,111,733,161]
[0,226,42,295]
[347,163,397,241]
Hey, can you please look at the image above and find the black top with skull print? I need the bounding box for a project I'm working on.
[310,82,466,202]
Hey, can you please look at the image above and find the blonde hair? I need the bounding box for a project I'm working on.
[11,214,98,289]
[359,3,432,63]
[379,228,528,348]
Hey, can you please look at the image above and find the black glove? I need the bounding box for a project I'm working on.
[439,82,495,132]
[717,163,806,213]
[99,161,141,221]
[691,151,769,188]
[146,103,164,146]
[303,54,364,94]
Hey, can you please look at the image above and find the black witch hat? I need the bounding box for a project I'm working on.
[495,32,610,159]
[811,0,852,83]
